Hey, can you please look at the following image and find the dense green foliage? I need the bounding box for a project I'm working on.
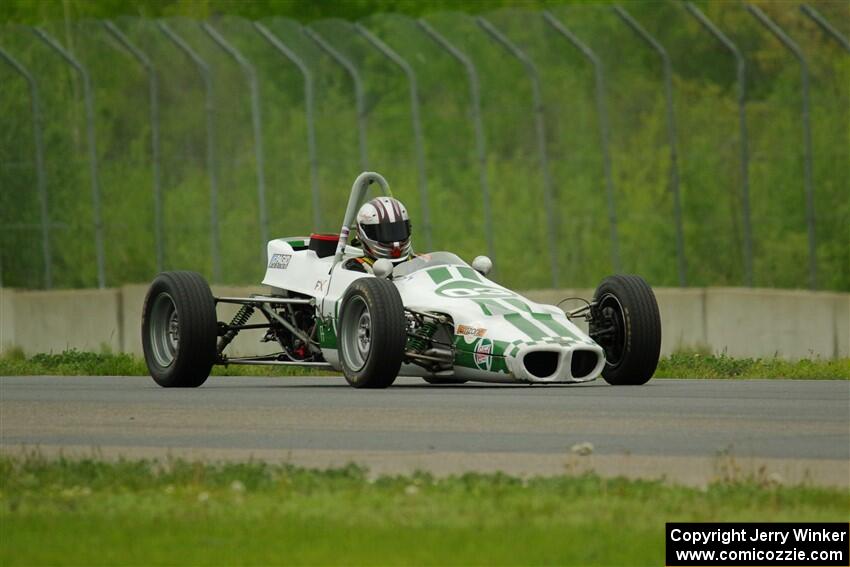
[2,453,846,565]
[2,348,847,379]
[1,1,847,291]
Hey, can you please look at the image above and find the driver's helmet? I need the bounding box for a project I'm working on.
[355,197,412,263]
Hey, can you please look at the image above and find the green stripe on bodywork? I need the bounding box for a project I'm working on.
[505,298,533,312]
[473,299,494,316]
[318,318,337,349]
[503,313,549,341]
[530,313,574,338]
[457,266,482,281]
[472,299,526,316]
[427,266,452,284]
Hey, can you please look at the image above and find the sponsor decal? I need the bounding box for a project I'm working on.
[456,324,487,338]
[314,279,327,292]
[268,253,292,269]
[474,338,493,371]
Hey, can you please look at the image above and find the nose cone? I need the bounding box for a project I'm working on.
[507,343,605,383]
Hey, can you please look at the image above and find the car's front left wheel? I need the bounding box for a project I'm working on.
[338,278,406,388]
[589,274,661,386]
[142,271,218,387]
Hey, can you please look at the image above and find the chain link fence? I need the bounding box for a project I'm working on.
[1,3,848,291]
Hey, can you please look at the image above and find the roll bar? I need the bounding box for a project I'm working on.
[333,172,392,263]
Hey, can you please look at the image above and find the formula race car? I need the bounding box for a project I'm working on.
[142,172,661,388]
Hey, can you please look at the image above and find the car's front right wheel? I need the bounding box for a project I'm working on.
[338,278,406,388]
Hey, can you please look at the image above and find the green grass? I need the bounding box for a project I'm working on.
[0,348,334,377]
[655,351,850,380]
[1,348,847,380]
[1,453,847,566]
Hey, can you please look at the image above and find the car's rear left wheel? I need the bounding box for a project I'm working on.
[338,278,406,388]
[142,271,217,387]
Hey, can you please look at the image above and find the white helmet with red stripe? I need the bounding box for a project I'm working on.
[356,197,412,262]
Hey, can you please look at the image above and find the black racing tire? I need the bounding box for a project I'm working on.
[422,377,467,385]
[142,271,218,388]
[590,274,661,386]
[338,278,406,388]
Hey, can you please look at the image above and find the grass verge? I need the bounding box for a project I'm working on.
[0,348,333,377]
[655,352,849,380]
[1,453,847,566]
[1,348,847,379]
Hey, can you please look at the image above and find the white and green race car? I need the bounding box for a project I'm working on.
[142,172,661,388]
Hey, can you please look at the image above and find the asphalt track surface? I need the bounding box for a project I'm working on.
[1,376,848,486]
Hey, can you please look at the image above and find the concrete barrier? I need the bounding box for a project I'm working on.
[0,285,847,360]
[705,288,849,359]
[5,288,122,354]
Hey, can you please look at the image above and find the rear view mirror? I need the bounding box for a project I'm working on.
[472,256,493,276]
[372,258,394,279]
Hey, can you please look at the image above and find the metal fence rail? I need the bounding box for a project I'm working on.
[417,19,496,272]
[747,3,817,291]
[33,27,106,288]
[0,45,51,288]
[613,6,687,288]
[0,5,847,292]
[684,3,754,288]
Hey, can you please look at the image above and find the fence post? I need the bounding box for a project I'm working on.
[103,21,164,275]
[33,27,105,288]
[543,12,621,275]
[202,22,269,263]
[684,3,754,287]
[355,24,433,251]
[477,16,558,287]
[157,21,221,282]
[417,19,496,270]
[303,26,368,172]
[613,6,687,287]
[0,45,51,289]
[800,4,850,53]
[747,4,817,290]
[254,22,322,231]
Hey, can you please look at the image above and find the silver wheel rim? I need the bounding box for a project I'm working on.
[150,292,179,367]
[341,296,371,371]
